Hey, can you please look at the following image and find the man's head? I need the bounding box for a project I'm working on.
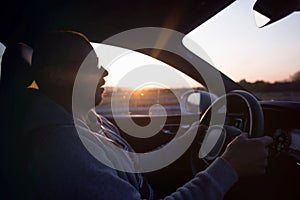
[32,31,107,112]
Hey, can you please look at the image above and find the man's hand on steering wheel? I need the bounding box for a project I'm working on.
[221,132,273,177]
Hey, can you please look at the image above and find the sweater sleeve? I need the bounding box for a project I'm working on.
[164,157,238,200]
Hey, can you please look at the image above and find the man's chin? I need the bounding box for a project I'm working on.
[95,91,104,106]
[95,99,103,107]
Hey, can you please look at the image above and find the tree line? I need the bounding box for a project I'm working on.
[238,71,300,93]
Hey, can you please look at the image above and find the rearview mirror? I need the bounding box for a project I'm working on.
[180,90,217,114]
[253,0,300,27]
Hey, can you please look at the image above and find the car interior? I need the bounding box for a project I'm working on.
[0,0,300,199]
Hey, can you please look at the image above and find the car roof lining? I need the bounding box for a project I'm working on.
[0,0,236,46]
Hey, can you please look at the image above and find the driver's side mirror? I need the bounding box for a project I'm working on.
[180,90,217,115]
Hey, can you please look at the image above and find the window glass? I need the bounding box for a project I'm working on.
[92,43,205,116]
[184,0,300,101]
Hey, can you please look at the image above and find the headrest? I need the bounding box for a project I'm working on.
[1,43,33,88]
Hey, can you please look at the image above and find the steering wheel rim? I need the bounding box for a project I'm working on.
[190,90,264,175]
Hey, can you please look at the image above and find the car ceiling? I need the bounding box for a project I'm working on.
[0,0,236,46]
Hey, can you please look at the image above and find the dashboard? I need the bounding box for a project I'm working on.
[270,129,300,161]
[289,129,300,152]
[224,100,300,200]
[261,100,300,168]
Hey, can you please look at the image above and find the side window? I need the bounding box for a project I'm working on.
[92,43,206,117]
[0,42,6,80]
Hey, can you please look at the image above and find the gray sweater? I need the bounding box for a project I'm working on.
[23,90,238,199]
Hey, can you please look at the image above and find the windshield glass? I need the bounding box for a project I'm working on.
[184,0,300,101]
[91,43,204,116]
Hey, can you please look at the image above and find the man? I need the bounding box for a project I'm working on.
[24,31,272,199]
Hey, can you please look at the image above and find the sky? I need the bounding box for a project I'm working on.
[185,0,300,83]
[1,0,299,86]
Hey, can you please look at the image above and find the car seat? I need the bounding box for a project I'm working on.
[0,43,35,200]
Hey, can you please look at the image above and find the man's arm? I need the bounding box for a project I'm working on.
[165,157,237,200]
[164,133,272,200]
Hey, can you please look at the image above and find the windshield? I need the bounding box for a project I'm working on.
[184,0,300,102]
[91,43,204,116]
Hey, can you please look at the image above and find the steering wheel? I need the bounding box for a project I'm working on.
[190,90,264,175]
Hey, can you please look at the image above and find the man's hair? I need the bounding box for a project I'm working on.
[32,31,95,88]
